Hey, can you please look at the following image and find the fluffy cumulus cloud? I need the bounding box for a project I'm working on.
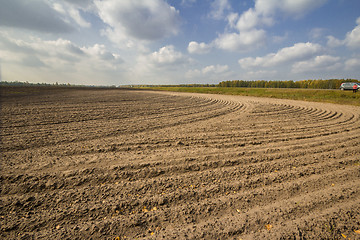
[327,36,343,48]
[202,64,229,74]
[186,64,232,81]
[211,10,268,52]
[327,17,360,49]
[234,9,258,31]
[309,28,326,40]
[292,55,341,73]
[51,1,92,28]
[129,45,192,84]
[345,57,360,70]
[147,45,187,66]
[1,0,359,85]
[188,29,267,53]
[0,33,83,64]
[192,0,328,53]
[214,29,266,52]
[233,8,274,32]
[208,0,231,20]
[213,0,327,26]
[95,0,180,47]
[0,31,123,83]
[254,0,328,17]
[81,44,123,66]
[187,41,212,54]
[239,42,323,68]
[68,8,91,28]
[135,45,189,79]
[344,17,360,48]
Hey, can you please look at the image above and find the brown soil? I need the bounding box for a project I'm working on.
[1,86,360,239]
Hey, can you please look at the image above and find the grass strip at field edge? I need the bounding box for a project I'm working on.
[139,87,360,107]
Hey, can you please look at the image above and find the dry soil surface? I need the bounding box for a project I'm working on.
[1,87,360,239]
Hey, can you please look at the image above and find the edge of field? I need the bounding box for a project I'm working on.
[139,87,360,106]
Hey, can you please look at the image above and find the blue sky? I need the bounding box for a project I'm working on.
[0,0,359,85]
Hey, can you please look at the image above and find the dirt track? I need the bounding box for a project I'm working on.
[1,87,360,239]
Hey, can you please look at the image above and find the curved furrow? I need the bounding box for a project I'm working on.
[1,88,360,240]
[1,95,241,151]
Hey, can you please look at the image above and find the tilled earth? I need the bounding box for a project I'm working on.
[1,86,360,239]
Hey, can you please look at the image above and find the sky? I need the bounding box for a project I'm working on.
[0,0,360,86]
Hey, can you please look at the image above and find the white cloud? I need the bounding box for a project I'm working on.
[181,0,197,6]
[0,31,127,85]
[344,17,360,48]
[226,12,239,28]
[234,8,274,32]
[188,41,212,54]
[229,0,328,32]
[189,24,267,53]
[185,69,201,79]
[214,29,266,52]
[81,44,123,64]
[63,0,94,9]
[292,55,341,73]
[189,28,267,53]
[202,64,229,74]
[149,45,185,65]
[21,55,47,68]
[309,28,326,40]
[327,36,343,48]
[45,38,86,57]
[68,8,91,28]
[186,64,232,80]
[95,0,180,44]
[238,56,264,69]
[51,1,92,28]
[254,0,328,17]
[129,45,192,84]
[0,33,84,64]
[235,8,260,31]
[209,0,231,20]
[345,57,360,70]
[327,17,360,49]
[268,42,323,66]
[0,0,73,33]
[243,69,277,79]
[239,42,323,68]
[0,32,123,76]
[272,32,288,43]
[100,28,140,50]
[214,0,327,53]
[141,45,188,68]
[52,3,66,15]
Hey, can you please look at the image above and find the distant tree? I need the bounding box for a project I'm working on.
[217,79,359,89]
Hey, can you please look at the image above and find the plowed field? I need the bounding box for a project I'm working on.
[1,87,360,239]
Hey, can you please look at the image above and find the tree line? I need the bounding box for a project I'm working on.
[218,79,359,89]
[2,79,358,89]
